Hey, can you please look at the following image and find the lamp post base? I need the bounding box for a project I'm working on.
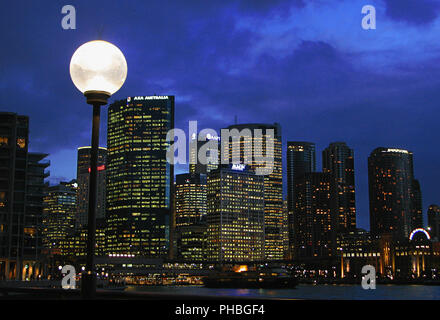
[84,90,110,105]
[81,272,97,299]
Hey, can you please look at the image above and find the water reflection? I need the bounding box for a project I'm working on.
[125,284,440,300]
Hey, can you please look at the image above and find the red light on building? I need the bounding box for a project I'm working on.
[88,165,105,173]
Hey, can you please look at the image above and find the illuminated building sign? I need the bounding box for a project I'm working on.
[409,228,431,241]
[383,148,409,154]
[206,133,220,141]
[190,133,220,141]
[231,164,246,171]
[133,96,169,101]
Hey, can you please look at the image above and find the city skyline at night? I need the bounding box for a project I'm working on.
[4,1,440,231]
[3,1,440,304]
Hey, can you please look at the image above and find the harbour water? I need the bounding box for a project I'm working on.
[125,284,440,300]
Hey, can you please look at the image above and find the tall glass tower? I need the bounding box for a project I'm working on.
[207,165,265,262]
[189,134,219,175]
[42,181,77,250]
[294,172,333,258]
[322,142,356,234]
[368,147,420,240]
[76,146,107,229]
[223,123,283,261]
[106,96,174,257]
[286,141,316,259]
[173,173,207,261]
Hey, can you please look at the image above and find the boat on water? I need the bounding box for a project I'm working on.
[203,269,298,289]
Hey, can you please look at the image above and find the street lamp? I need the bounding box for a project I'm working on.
[70,40,127,298]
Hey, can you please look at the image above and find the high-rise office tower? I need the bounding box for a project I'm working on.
[410,179,423,230]
[189,133,219,175]
[76,146,107,229]
[23,152,48,280]
[294,172,333,258]
[282,200,289,259]
[207,165,265,262]
[0,112,49,280]
[286,141,316,259]
[174,173,207,261]
[175,173,207,227]
[42,181,77,250]
[174,224,207,261]
[368,148,420,240]
[106,95,174,257]
[322,142,356,234]
[428,205,440,241]
[59,218,106,258]
[224,123,283,260]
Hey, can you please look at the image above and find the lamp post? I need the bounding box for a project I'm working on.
[70,40,127,298]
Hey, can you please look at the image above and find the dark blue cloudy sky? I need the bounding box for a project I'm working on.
[1,0,440,230]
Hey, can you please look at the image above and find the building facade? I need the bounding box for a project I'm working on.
[59,218,106,258]
[174,173,207,227]
[189,133,219,175]
[294,172,334,259]
[428,205,440,241]
[173,173,207,261]
[42,181,77,250]
[207,165,265,262]
[224,123,283,260]
[0,112,49,280]
[368,148,420,240]
[410,179,423,230]
[322,142,356,234]
[174,224,207,262]
[76,146,107,229]
[106,96,174,257]
[286,141,316,259]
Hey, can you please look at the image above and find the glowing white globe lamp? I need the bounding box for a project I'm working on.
[70,40,127,104]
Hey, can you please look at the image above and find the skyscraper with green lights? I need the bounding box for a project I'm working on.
[224,123,283,261]
[106,96,174,258]
[207,165,265,262]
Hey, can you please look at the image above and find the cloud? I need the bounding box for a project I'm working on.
[383,0,440,25]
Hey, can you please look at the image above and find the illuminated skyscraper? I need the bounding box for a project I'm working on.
[410,179,423,230]
[286,141,316,259]
[322,142,356,234]
[42,181,77,250]
[59,218,106,258]
[0,112,49,280]
[76,146,107,229]
[294,172,333,258]
[368,148,421,240]
[224,123,283,261]
[106,95,174,257]
[175,173,207,227]
[174,225,207,262]
[282,200,289,259]
[174,173,207,261]
[207,165,265,262]
[189,133,219,175]
[428,205,440,241]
